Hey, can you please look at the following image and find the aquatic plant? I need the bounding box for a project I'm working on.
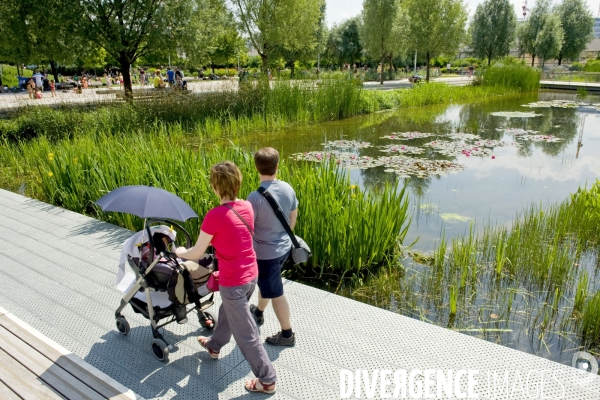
[2,129,411,278]
[482,63,541,92]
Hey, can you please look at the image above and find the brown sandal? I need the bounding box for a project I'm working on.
[244,379,276,394]
[197,336,219,359]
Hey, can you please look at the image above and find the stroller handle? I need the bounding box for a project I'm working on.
[145,218,192,264]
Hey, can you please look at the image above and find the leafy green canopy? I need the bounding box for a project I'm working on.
[556,0,594,64]
[470,0,517,65]
[404,0,467,81]
[232,0,322,70]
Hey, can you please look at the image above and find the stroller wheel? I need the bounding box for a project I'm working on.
[116,317,130,336]
[151,338,169,362]
[200,311,216,330]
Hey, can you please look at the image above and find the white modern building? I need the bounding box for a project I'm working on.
[594,17,600,39]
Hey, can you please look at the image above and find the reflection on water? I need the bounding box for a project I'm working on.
[239,91,600,251]
[239,91,600,366]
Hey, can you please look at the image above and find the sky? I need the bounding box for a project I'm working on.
[325,0,600,27]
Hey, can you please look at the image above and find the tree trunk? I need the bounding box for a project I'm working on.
[118,52,133,100]
[260,54,268,73]
[380,55,385,85]
[531,54,535,67]
[557,56,562,66]
[290,62,295,78]
[389,54,393,80]
[426,52,430,82]
[212,62,215,74]
[49,60,59,82]
[488,56,491,66]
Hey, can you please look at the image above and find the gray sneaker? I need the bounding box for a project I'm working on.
[266,331,295,346]
[249,304,264,325]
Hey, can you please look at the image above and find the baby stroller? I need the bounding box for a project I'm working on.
[114,218,217,362]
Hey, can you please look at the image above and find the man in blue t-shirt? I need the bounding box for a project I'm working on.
[247,147,298,346]
[166,68,175,86]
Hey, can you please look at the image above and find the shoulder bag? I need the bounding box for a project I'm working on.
[257,187,312,265]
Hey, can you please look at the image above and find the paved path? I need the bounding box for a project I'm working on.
[540,80,600,92]
[0,188,599,399]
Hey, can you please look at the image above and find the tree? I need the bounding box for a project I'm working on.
[360,0,402,84]
[273,0,325,77]
[340,18,363,67]
[0,0,80,81]
[74,0,196,97]
[470,0,517,65]
[535,13,564,67]
[556,0,594,65]
[518,0,551,66]
[231,0,322,71]
[404,0,467,81]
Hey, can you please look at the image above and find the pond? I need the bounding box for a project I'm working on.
[238,90,600,366]
[239,91,600,252]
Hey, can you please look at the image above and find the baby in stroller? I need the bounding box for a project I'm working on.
[115,220,217,362]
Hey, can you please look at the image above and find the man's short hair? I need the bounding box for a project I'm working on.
[210,161,242,199]
[254,147,279,176]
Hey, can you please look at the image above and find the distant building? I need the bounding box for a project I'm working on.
[594,18,600,39]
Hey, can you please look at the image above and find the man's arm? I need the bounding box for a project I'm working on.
[289,209,298,230]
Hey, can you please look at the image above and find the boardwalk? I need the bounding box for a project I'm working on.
[0,188,599,399]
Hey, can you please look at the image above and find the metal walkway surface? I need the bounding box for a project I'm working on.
[0,188,599,400]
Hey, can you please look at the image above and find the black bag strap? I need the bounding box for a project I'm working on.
[223,204,254,236]
[257,187,301,249]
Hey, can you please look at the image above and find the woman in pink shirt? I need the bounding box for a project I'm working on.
[175,161,276,394]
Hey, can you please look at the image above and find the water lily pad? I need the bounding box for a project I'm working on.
[496,128,539,135]
[423,140,494,157]
[379,144,424,154]
[447,133,481,141]
[473,139,520,148]
[322,140,373,149]
[440,213,471,222]
[490,111,543,118]
[379,155,464,177]
[381,132,435,140]
[516,134,563,142]
[522,100,600,110]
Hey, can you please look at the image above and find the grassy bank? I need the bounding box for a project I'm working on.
[0,128,410,279]
[351,180,600,358]
[1,79,523,142]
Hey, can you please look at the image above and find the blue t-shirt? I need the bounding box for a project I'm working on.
[166,70,175,81]
[247,180,298,260]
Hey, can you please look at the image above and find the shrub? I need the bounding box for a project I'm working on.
[569,62,584,71]
[584,60,600,72]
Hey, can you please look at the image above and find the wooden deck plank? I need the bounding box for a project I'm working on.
[0,380,21,400]
[0,347,65,400]
[0,325,105,400]
[0,315,135,400]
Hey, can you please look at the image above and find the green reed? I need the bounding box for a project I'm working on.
[481,62,541,92]
[352,180,600,356]
[1,127,410,277]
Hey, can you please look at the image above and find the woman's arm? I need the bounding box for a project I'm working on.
[175,230,214,261]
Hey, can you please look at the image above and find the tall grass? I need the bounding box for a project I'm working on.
[1,128,410,277]
[352,180,600,357]
[0,79,523,142]
[481,61,540,92]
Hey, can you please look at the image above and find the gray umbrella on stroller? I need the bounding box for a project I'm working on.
[95,185,198,221]
[96,185,216,362]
